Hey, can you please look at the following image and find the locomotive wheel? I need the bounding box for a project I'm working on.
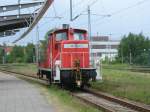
[92,71,97,81]
[37,70,41,79]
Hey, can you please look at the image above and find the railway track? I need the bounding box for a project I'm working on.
[0,69,150,112]
[72,88,150,112]
[72,92,137,112]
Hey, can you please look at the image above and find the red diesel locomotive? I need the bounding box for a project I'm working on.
[37,26,97,88]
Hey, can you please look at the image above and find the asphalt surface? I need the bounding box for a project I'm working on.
[0,72,55,112]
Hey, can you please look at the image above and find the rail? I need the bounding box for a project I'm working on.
[71,88,150,112]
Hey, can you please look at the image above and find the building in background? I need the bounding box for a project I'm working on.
[90,36,120,61]
[0,45,13,55]
[5,46,13,55]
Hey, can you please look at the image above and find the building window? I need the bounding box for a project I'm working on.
[92,36,109,41]
[97,53,102,56]
[91,53,102,57]
[92,45,107,49]
[111,45,118,49]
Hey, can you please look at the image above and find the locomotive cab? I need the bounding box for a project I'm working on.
[38,28,97,88]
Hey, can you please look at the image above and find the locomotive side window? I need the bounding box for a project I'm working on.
[74,32,85,40]
[56,32,67,41]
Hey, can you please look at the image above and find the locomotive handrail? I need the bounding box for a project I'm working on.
[53,53,60,62]
[53,53,60,67]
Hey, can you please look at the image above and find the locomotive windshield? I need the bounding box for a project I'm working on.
[56,32,67,41]
[74,32,85,40]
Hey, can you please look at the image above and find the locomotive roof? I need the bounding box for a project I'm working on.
[48,28,87,35]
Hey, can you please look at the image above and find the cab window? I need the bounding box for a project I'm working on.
[74,32,85,40]
[56,32,67,41]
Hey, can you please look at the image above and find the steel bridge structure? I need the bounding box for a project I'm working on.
[0,0,53,40]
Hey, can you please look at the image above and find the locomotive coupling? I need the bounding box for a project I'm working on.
[74,59,80,71]
[74,59,82,86]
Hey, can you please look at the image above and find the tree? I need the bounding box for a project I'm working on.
[24,43,36,63]
[0,47,3,63]
[7,45,25,63]
[0,28,57,64]
[117,33,150,65]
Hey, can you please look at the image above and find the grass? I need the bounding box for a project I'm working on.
[103,63,150,72]
[45,85,101,112]
[91,65,150,104]
[103,63,130,69]
[0,63,37,76]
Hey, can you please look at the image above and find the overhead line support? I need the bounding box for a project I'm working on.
[70,0,73,21]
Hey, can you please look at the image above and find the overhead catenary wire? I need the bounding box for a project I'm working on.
[32,0,99,42]
[92,0,150,25]
[35,4,62,30]
[31,1,63,41]
[77,0,150,29]
[70,0,99,21]
[57,0,97,21]
[99,0,106,13]
[89,0,98,6]
[71,0,96,16]
[58,0,89,17]
[111,0,150,16]
[52,3,58,17]
[31,0,93,31]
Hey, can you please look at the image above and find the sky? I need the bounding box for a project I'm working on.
[0,0,150,45]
